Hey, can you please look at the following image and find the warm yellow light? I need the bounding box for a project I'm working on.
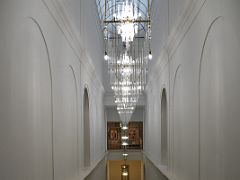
[121,164,129,178]
[122,136,129,140]
[122,172,128,176]
[122,126,128,130]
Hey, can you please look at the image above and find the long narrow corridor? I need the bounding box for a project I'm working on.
[1,0,240,180]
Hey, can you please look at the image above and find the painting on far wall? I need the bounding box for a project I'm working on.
[107,122,121,149]
[107,122,143,150]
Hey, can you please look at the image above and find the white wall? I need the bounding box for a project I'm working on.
[0,0,105,180]
[144,156,169,180]
[85,158,107,180]
[145,0,240,180]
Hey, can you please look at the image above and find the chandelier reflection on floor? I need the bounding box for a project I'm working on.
[103,0,152,134]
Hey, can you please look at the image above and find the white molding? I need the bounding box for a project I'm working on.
[147,0,206,88]
[41,0,105,93]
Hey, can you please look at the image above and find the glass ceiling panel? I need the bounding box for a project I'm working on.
[96,0,152,36]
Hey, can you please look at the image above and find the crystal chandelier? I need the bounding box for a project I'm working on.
[115,1,138,42]
[103,0,152,129]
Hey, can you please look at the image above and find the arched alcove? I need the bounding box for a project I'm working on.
[161,88,168,166]
[83,88,90,167]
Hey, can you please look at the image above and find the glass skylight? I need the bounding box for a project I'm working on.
[96,0,152,36]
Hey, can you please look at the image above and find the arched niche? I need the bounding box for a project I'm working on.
[161,88,168,166]
[83,88,90,167]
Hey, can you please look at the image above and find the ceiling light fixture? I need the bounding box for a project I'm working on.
[148,50,152,60]
[121,164,129,178]
[104,51,108,61]
[102,0,152,123]
[122,136,129,140]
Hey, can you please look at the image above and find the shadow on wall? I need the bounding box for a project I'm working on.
[84,88,91,167]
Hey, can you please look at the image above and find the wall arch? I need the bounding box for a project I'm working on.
[28,17,54,180]
[172,64,182,173]
[83,88,90,167]
[198,16,224,180]
[69,65,79,172]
